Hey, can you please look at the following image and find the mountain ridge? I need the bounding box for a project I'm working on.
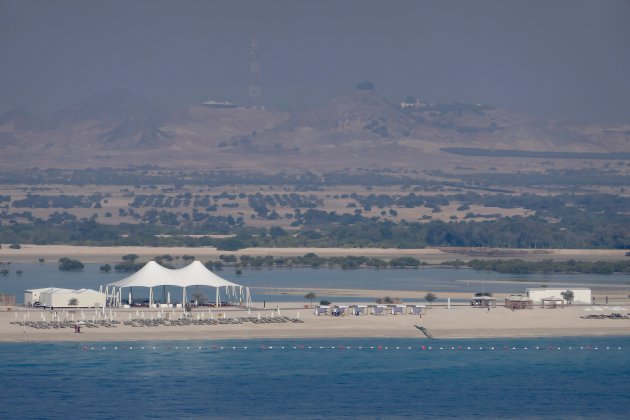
[1,86,628,170]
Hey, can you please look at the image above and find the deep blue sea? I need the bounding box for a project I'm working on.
[1,336,629,419]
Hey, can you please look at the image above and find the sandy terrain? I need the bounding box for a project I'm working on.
[1,244,628,264]
[2,299,629,343]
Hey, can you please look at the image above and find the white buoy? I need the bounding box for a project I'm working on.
[448,298,451,310]
[257,312,261,320]
[296,312,300,319]
[248,308,251,315]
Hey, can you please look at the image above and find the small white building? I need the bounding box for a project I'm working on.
[526,287,591,305]
[24,288,52,306]
[26,287,105,308]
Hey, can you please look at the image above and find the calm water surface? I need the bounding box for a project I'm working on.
[0,336,629,419]
[1,263,629,304]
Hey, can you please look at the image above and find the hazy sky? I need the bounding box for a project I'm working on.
[2,0,629,122]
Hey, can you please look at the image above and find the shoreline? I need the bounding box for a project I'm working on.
[1,244,628,264]
[3,302,630,343]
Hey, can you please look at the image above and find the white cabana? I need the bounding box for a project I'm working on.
[106,261,251,308]
[31,287,105,309]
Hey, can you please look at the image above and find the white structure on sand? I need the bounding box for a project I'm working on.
[24,287,105,308]
[105,261,251,308]
[526,287,591,304]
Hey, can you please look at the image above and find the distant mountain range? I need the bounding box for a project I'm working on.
[1,86,628,171]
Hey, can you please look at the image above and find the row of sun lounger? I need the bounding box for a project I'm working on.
[9,320,120,329]
[580,313,630,319]
[122,316,304,327]
[9,316,303,329]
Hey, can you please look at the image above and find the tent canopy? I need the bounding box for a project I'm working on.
[108,261,242,289]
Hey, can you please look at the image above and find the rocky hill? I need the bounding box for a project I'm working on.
[1,85,628,171]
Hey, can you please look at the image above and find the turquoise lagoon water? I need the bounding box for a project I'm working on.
[1,336,629,419]
[2,263,630,304]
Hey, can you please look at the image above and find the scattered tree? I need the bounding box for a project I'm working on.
[100,264,112,273]
[304,292,317,308]
[122,254,139,262]
[424,292,437,307]
[220,255,238,263]
[58,257,84,271]
[561,290,574,304]
[68,297,78,307]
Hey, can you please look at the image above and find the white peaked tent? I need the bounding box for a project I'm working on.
[105,261,251,308]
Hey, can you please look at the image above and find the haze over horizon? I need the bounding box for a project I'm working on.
[1,0,629,123]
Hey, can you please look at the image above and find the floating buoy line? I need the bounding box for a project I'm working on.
[80,344,623,352]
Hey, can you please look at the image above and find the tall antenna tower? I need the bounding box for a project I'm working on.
[248,31,262,109]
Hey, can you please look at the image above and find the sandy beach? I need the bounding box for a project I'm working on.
[2,245,629,342]
[1,244,628,264]
[2,298,630,343]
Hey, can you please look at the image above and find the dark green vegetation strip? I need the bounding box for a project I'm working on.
[466,259,630,275]
[441,147,630,160]
[1,169,628,250]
